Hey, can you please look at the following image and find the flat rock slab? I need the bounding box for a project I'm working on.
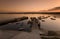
[0,29,41,39]
[11,30,41,39]
[0,30,21,39]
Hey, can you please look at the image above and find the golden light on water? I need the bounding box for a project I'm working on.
[0,14,60,31]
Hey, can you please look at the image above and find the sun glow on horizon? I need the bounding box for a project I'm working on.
[0,0,60,12]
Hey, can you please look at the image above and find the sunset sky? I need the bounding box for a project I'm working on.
[0,0,60,12]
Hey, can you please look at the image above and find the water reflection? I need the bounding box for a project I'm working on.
[0,14,60,39]
[0,14,60,31]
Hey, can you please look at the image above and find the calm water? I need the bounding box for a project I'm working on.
[0,14,60,31]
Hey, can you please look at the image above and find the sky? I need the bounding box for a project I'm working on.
[0,0,60,12]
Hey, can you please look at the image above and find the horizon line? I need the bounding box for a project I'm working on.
[0,12,60,14]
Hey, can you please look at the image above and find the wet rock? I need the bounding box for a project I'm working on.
[16,16,28,21]
[47,31,57,36]
[41,20,45,22]
[50,18,56,20]
[38,16,41,20]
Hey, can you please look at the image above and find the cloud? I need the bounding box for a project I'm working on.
[49,7,60,11]
[39,7,60,12]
